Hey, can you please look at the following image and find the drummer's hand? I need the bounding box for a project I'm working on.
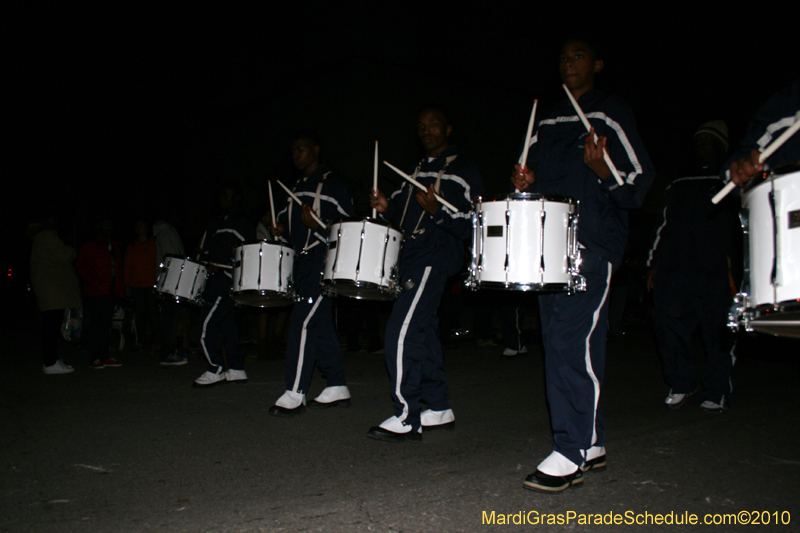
[269,220,284,237]
[417,185,440,214]
[511,164,534,191]
[646,269,656,292]
[300,205,320,230]
[584,127,612,180]
[370,188,389,213]
[729,149,763,187]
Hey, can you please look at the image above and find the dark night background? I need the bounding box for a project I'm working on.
[3,3,798,308]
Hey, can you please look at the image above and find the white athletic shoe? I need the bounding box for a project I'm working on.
[421,408,455,429]
[43,360,74,375]
[193,370,226,388]
[502,346,528,357]
[700,396,728,413]
[309,386,351,408]
[274,390,306,409]
[582,446,607,472]
[224,369,248,383]
[664,388,696,409]
[537,451,581,477]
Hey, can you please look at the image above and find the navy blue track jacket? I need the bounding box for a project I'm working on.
[202,212,254,298]
[276,166,354,292]
[523,90,654,267]
[646,171,741,276]
[381,145,484,277]
[724,80,800,180]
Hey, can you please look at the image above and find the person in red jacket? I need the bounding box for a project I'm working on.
[77,217,125,369]
[124,219,157,350]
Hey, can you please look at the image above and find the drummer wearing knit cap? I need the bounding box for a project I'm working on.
[646,120,740,414]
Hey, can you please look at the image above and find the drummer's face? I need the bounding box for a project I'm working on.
[291,139,319,174]
[559,41,602,97]
[418,109,451,157]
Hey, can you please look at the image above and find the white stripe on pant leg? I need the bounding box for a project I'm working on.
[292,296,323,392]
[395,266,432,423]
[200,297,222,369]
[584,262,612,446]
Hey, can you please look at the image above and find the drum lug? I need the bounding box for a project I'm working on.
[727,293,750,333]
[568,274,586,294]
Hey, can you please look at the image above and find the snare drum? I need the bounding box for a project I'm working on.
[231,241,296,307]
[322,218,402,300]
[466,192,584,293]
[730,167,800,337]
[154,256,207,305]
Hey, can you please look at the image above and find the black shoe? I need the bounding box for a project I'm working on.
[582,454,607,472]
[366,426,422,443]
[308,398,351,409]
[268,404,306,418]
[523,469,583,493]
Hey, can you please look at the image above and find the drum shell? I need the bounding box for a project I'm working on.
[470,193,577,291]
[322,218,402,299]
[154,255,207,305]
[743,170,800,307]
[231,241,295,307]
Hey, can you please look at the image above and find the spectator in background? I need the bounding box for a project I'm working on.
[29,214,82,374]
[124,219,157,350]
[77,216,125,369]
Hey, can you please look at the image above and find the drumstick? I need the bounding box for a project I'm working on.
[275,179,327,229]
[516,99,538,192]
[372,141,378,219]
[519,99,538,168]
[711,118,800,204]
[206,261,232,270]
[382,160,459,212]
[268,179,276,229]
[562,84,625,186]
[196,230,207,260]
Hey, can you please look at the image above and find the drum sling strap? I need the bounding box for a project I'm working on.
[399,155,457,236]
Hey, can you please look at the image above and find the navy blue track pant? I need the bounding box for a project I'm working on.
[652,272,734,403]
[284,280,346,395]
[538,257,611,467]
[385,265,450,431]
[200,295,245,372]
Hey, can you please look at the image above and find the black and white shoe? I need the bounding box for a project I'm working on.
[524,469,583,493]
[367,416,422,443]
[420,408,455,431]
[582,446,607,472]
[269,390,306,418]
[308,386,351,409]
[523,451,583,493]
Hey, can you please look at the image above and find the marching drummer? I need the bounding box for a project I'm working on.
[367,106,485,442]
[647,121,740,414]
[725,81,800,188]
[267,130,355,417]
[193,183,255,387]
[512,37,654,492]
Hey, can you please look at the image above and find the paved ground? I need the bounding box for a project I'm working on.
[1,317,799,532]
